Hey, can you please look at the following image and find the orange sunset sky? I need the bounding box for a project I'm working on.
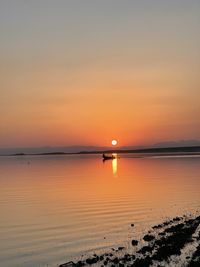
[0,1,200,148]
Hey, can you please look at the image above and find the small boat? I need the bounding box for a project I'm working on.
[102,153,116,160]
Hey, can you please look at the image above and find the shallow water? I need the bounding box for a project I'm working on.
[0,154,200,267]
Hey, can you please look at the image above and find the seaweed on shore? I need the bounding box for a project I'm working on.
[188,245,200,266]
[188,231,200,267]
[59,214,200,267]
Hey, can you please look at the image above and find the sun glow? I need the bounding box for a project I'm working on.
[111,140,118,146]
[112,157,117,176]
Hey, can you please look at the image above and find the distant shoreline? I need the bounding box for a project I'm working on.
[1,145,200,157]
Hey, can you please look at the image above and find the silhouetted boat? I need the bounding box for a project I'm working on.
[102,154,116,160]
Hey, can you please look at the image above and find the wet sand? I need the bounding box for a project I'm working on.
[59,213,200,267]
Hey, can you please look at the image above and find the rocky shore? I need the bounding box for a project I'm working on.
[59,214,200,267]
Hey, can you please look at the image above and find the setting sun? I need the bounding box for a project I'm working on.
[0,2,200,267]
[111,140,118,146]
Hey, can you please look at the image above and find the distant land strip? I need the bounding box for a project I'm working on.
[1,146,200,157]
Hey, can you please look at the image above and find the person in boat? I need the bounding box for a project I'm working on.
[102,153,115,160]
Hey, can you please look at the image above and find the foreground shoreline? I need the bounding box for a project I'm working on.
[59,213,200,267]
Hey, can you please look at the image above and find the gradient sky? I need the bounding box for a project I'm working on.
[0,0,200,148]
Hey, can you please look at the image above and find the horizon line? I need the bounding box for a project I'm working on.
[1,145,200,157]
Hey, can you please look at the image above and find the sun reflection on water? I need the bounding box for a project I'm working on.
[112,153,117,176]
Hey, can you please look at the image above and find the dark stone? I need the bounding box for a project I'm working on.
[158,232,165,236]
[173,217,181,222]
[112,257,119,264]
[132,255,136,260]
[76,261,85,266]
[131,239,138,246]
[123,254,131,261]
[164,223,184,234]
[85,256,99,264]
[99,256,104,261]
[59,262,76,267]
[132,256,152,267]
[152,224,163,229]
[163,221,170,226]
[188,260,198,267]
[138,245,153,254]
[143,234,155,242]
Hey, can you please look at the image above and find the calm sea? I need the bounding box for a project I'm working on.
[0,154,200,267]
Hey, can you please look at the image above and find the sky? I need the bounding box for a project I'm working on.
[0,0,200,148]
